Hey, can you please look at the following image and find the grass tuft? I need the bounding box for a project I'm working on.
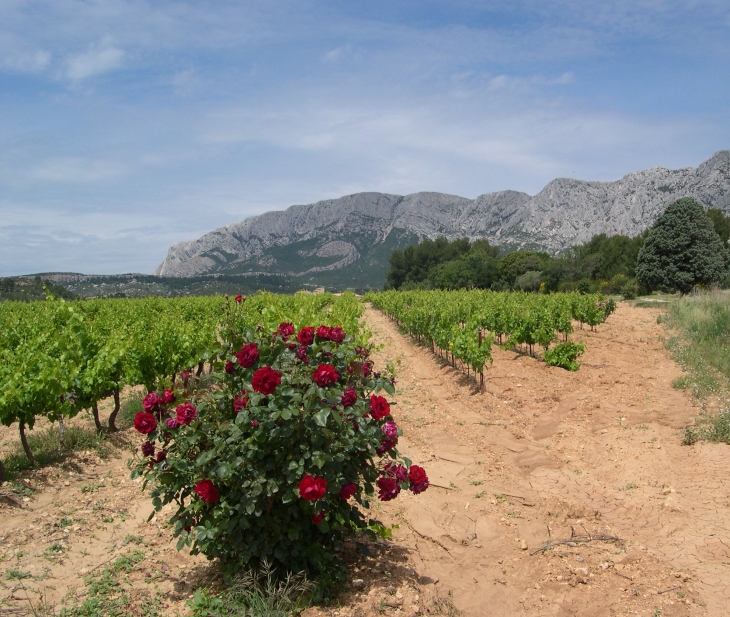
[2,424,111,480]
[188,560,311,617]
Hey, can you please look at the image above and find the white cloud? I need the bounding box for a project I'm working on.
[31,157,127,184]
[64,39,125,81]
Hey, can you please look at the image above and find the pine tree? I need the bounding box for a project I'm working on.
[636,198,729,293]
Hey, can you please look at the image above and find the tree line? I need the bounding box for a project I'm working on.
[385,198,730,297]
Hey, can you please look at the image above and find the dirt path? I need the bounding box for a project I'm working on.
[361,303,730,617]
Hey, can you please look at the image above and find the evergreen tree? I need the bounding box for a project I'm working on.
[636,198,729,293]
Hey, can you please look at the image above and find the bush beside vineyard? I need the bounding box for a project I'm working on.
[131,297,427,584]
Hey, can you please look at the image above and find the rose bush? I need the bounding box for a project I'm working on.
[131,297,428,583]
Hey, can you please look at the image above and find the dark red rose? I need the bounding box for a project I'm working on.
[286,342,297,350]
[236,342,259,368]
[163,389,175,404]
[134,412,157,434]
[194,479,219,503]
[141,441,155,457]
[154,450,166,463]
[356,346,370,358]
[338,482,357,500]
[165,417,179,429]
[347,366,353,373]
[329,326,345,343]
[341,388,357,408]
[176,402,198,426]
[312,364,339,387]
[295,346,309,364]
[374,371,381,379]
[298,475,327,500]
[363,362,372,377]
[377,476,400,501]
[143,392,161,413]
[316,325,331,340]
[297,326,315,346]
[376,438,397,455]
[250,419,259,428]
[234,295,243,303]
[252,366,281,395]
[311,512,325,525]
[233,393,248,412]
[369,395,390,420]
[384,462,408,483]
[409,465,429,494]
[277,322,295,337]
[225,360,235,374]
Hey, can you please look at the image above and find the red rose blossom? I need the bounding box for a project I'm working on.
[297,327,315,346]
[233,393,248,412]
[341,388,357,408]
[194,479,220,503]
[252,366,281,395]
[311,511,325,525]
[175,402,198,426]
[329,326,345,343]
[377,476,400,501]
[134,412,157,434]
[298,475,327,500]
[225,360,235,374]
[236,342,259,368]
[338,482,357,500]
[409,465,429,494]
[295,346,309,364]
[143,392,161,413]
[234,295,243,303]
[362,362,372,377]
[250,419,259,428]
[311,363,339,387]
[277,322,295,337]
[369,395,390,420]
[376,438,397,455]
[384,462,409,483]
[141,441,155,457]
[163,389,175,404]
[316,325,331,340]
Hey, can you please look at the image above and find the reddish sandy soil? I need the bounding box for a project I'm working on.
[2,303,729,616]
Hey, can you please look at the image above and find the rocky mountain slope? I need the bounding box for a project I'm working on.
[155,151,730,288]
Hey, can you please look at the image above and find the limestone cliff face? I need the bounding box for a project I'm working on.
[154,151,730,278]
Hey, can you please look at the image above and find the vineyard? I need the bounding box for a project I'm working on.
[0,292,365,481]
[366,290,615,380]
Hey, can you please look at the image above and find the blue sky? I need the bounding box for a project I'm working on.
[1,0,729,275]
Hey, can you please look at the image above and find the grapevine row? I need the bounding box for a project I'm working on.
[366,290,615,383]
[0,291,365,479]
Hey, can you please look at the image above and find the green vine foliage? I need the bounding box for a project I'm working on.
[543,341,585,371]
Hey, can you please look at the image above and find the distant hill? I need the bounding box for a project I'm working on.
[153,151,730,290]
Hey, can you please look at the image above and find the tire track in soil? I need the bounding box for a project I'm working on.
[362,303,725,617]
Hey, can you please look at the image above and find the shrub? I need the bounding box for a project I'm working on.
[132,302,428,584]
[515,271,542,292]
[621,280,639,300]
[543,341,585,371]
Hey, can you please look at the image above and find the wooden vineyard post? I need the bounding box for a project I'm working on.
[478,329,485,392]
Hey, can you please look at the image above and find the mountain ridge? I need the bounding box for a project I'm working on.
[154,151,730,289]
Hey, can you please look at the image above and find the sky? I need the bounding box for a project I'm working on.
[1,0,729,276]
